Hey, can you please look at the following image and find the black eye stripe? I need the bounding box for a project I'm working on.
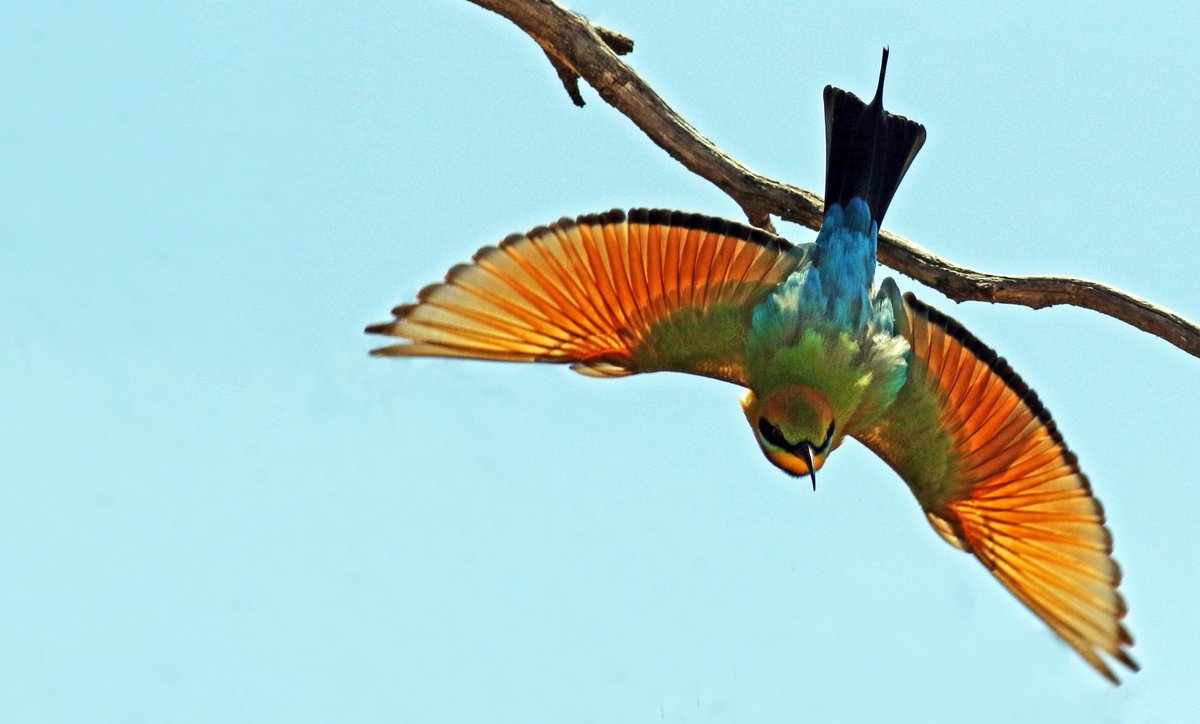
[757,418,792,450]
[759,417,837,455]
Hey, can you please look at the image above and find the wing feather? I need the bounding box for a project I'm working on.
[855,292,1136,683]
[368,209,807,384]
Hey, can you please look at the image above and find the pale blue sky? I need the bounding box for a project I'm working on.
[4,1,1200,721]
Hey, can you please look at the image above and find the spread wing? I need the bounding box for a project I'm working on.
[854,291,1136,683]
[367,209,807,385]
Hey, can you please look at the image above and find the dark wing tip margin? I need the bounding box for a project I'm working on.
[626,208,792,252]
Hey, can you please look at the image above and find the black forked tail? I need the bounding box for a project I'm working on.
[822,48,926,226]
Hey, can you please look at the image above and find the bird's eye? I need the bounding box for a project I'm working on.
[757,417,791,450]
[819,420,835,453]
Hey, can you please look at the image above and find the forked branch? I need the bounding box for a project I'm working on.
[466,0,1200,359]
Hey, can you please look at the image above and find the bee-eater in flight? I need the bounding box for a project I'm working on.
[367,50,1136,683]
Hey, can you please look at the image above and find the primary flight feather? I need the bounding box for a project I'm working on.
[367,49,1135,683]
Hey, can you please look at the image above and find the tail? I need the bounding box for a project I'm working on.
[823,48,926,226]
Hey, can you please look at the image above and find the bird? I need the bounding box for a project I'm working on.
[366,49,1136,683]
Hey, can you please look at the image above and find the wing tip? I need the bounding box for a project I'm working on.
[901,291,1138,685]
[364,321,396,336]
[367,343,407,357]
[1116,648,1140,673]
[1105,624,1139,683]
[498,231,526,249]
[1094,647,1139,686]
[416,281,445,301]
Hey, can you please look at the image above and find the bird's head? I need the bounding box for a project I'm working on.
[742,385,837,489]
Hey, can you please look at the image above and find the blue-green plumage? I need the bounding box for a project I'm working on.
[800,197,879,332]
[743,49,925,472]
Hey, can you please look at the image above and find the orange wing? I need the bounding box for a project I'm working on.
[855,292,1136,683]
[367,209,806,385]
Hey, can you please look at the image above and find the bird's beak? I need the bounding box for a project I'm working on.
[762,446,827,486]
[801,442,817,491]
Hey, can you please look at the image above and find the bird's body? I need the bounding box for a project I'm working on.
[745,197,909,481]
[743,52,923,488]
[367,51,1136,683]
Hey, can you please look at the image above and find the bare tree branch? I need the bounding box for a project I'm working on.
[466,0,1200,359]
